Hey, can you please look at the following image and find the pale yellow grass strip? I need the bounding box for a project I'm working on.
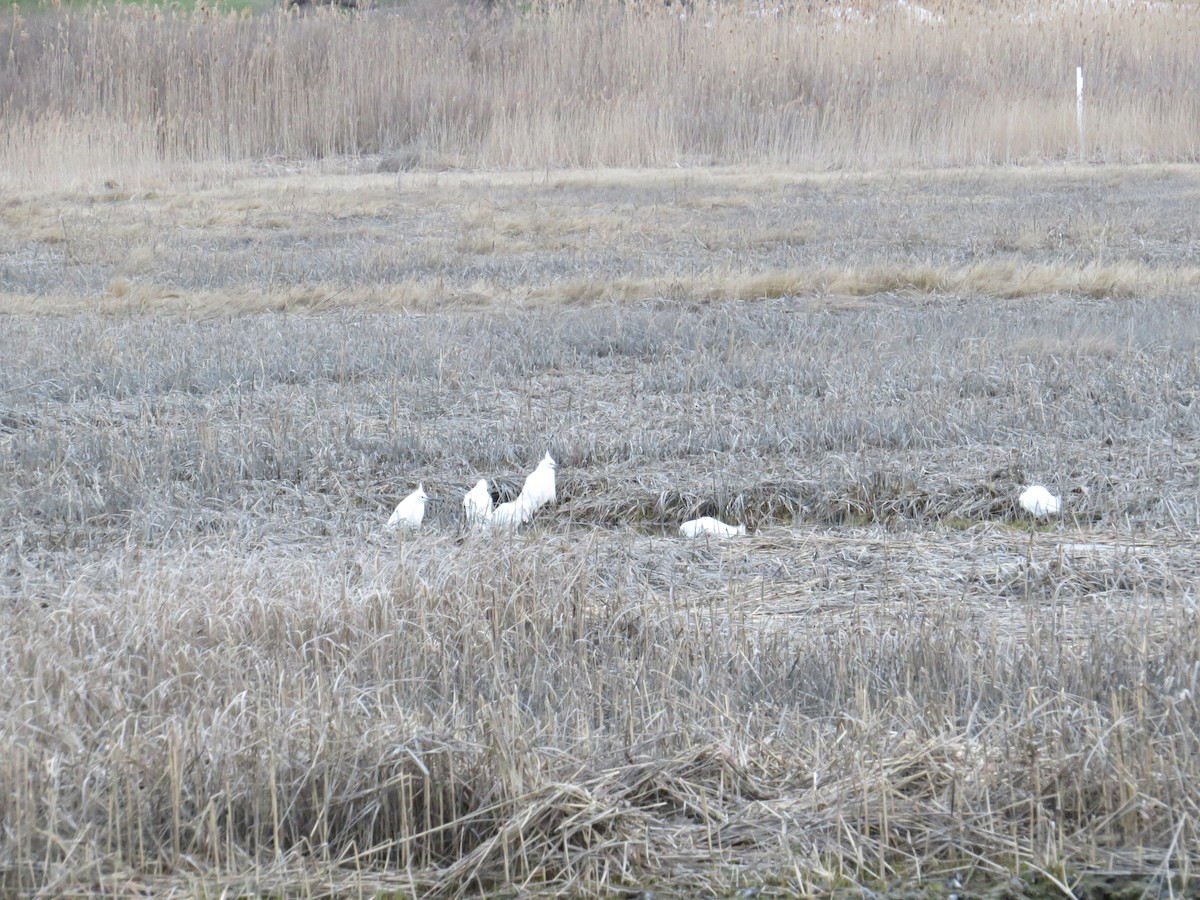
[5,261,1197,316]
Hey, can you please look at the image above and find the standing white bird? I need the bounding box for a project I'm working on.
[1019,485,1061,518]
[518,452,557,515]
[386,484,428,529]
[463,478,493,527]
[680,516,747,538]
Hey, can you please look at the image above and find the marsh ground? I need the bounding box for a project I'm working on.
[2,165,1199,896]
[5,163,1200,312]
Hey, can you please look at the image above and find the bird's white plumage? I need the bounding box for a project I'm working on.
[680,516,747,538]
[519,452,557,515]
[485,496,532,528]
[387,484,428,529]
[1019,485,1061,518]
[463,478,493,527]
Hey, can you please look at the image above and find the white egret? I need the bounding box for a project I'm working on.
[680,516,747,538]
[387,484,428,529]
[1019,485,1061,518]
[485,496,532,529]
[463,478,493,527]
[519,452,557,514]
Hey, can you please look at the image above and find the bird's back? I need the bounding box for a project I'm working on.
[681,516,744,537]
[520,460,556,512]
[485,497,531,528]
[1020,485,1060,517]
[388,491,425,528]
[464,479,493,524]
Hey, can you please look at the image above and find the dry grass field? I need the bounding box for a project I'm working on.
[3,160,1200,896]
[4,0,1200,894]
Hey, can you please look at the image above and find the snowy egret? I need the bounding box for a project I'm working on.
[484,496,532,529]
[387,484,428,529]
[1019,485,1061,518]
[680,516,747,538]
[463,478,493,527]
[519,452,557,514]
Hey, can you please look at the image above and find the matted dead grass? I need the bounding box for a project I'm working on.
[2,259,1198,893]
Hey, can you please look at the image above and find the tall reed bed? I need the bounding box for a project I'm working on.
[2,0,1198,186]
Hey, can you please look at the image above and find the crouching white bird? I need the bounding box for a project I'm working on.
[485,496,532,529]
[1019,485,1061,518]
[680,516,747,538]
[519,452,557,514]
[387,484,428,529]
[463,478,493,527]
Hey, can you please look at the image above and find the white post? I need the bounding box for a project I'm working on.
[1076,66,1085,162]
